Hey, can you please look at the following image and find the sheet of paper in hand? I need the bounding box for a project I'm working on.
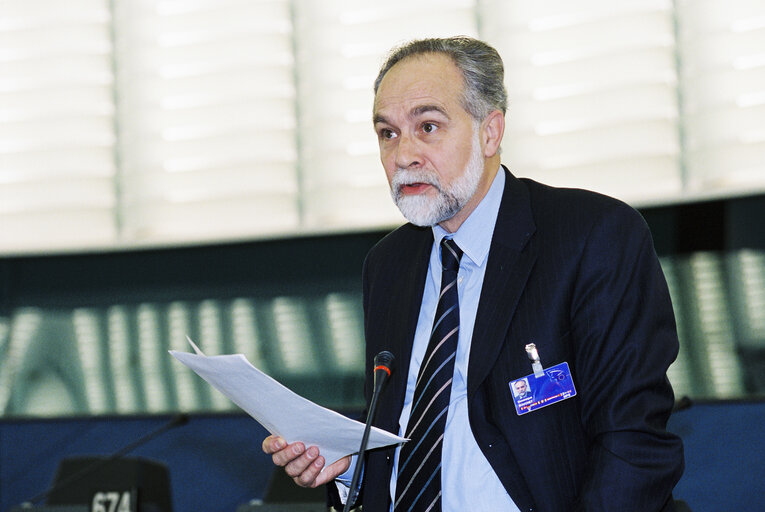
[169,337,406,465]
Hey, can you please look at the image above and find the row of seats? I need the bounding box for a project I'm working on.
[0,293,366,416]
[0,250,763,417]
[662,250,765,399]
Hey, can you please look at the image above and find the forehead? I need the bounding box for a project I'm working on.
[373,53,466,118]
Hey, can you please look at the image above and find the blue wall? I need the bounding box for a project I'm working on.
[1,401,763,511]
[668,400,765,511]
[0,413,275,512]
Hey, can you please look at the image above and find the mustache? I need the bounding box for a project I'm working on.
[391,169,442,192]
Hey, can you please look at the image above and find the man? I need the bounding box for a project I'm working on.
[513,379,531,401]
[263,37,684,511]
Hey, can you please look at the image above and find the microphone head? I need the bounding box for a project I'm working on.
[373,351,395,393]
[374,351,395,373]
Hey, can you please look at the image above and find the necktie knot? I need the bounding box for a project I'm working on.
[440,238,463,273]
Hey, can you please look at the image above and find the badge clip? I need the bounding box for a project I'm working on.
[525,343,545,378]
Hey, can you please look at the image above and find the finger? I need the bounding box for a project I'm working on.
[292,448,327,487]
[284,444,319,480]
[261,435,286,455]
[272,441,306,467]
[311,455,352,487]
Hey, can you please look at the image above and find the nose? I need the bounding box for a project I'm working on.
[394,133,422,169]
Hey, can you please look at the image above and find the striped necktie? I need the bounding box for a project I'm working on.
[394,238,463,512]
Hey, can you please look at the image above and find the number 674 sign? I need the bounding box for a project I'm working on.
[90,490,136,512]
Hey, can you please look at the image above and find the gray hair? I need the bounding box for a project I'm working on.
[373,36,507,121]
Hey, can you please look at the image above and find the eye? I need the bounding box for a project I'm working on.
[379,128,397,140]
[422,122,437,134]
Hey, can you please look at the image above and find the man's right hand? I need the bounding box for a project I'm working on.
[262,435,351,488]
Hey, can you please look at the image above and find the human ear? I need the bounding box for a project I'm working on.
[481,110,505,158]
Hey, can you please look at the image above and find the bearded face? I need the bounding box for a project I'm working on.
[390,127,483,227]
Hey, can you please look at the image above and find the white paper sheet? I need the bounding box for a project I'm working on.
[169,338,406,466]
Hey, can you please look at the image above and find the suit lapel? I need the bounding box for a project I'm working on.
[379,229,432,432]
[468,169,538,397]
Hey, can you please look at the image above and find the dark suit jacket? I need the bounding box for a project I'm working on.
[338,168,684,511]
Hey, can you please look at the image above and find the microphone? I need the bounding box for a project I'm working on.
[372,350,395,395]
[21,413,189,507]
[344,351,395,512]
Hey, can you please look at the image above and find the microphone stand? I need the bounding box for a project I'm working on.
[343,351,394,512]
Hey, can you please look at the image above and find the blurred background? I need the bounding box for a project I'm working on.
[1,0,764,510]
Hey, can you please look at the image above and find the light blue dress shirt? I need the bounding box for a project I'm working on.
[339,168,520,511]
[388,168,520,511]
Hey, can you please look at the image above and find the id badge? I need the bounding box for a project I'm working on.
[510,361,577,416]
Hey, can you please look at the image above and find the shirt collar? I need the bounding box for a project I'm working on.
[432,166,505,267]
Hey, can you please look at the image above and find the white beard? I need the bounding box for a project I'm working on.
[390,128,484,227]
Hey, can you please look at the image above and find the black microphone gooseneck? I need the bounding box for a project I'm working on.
[343,351,395,512]
[23,413,189,506]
